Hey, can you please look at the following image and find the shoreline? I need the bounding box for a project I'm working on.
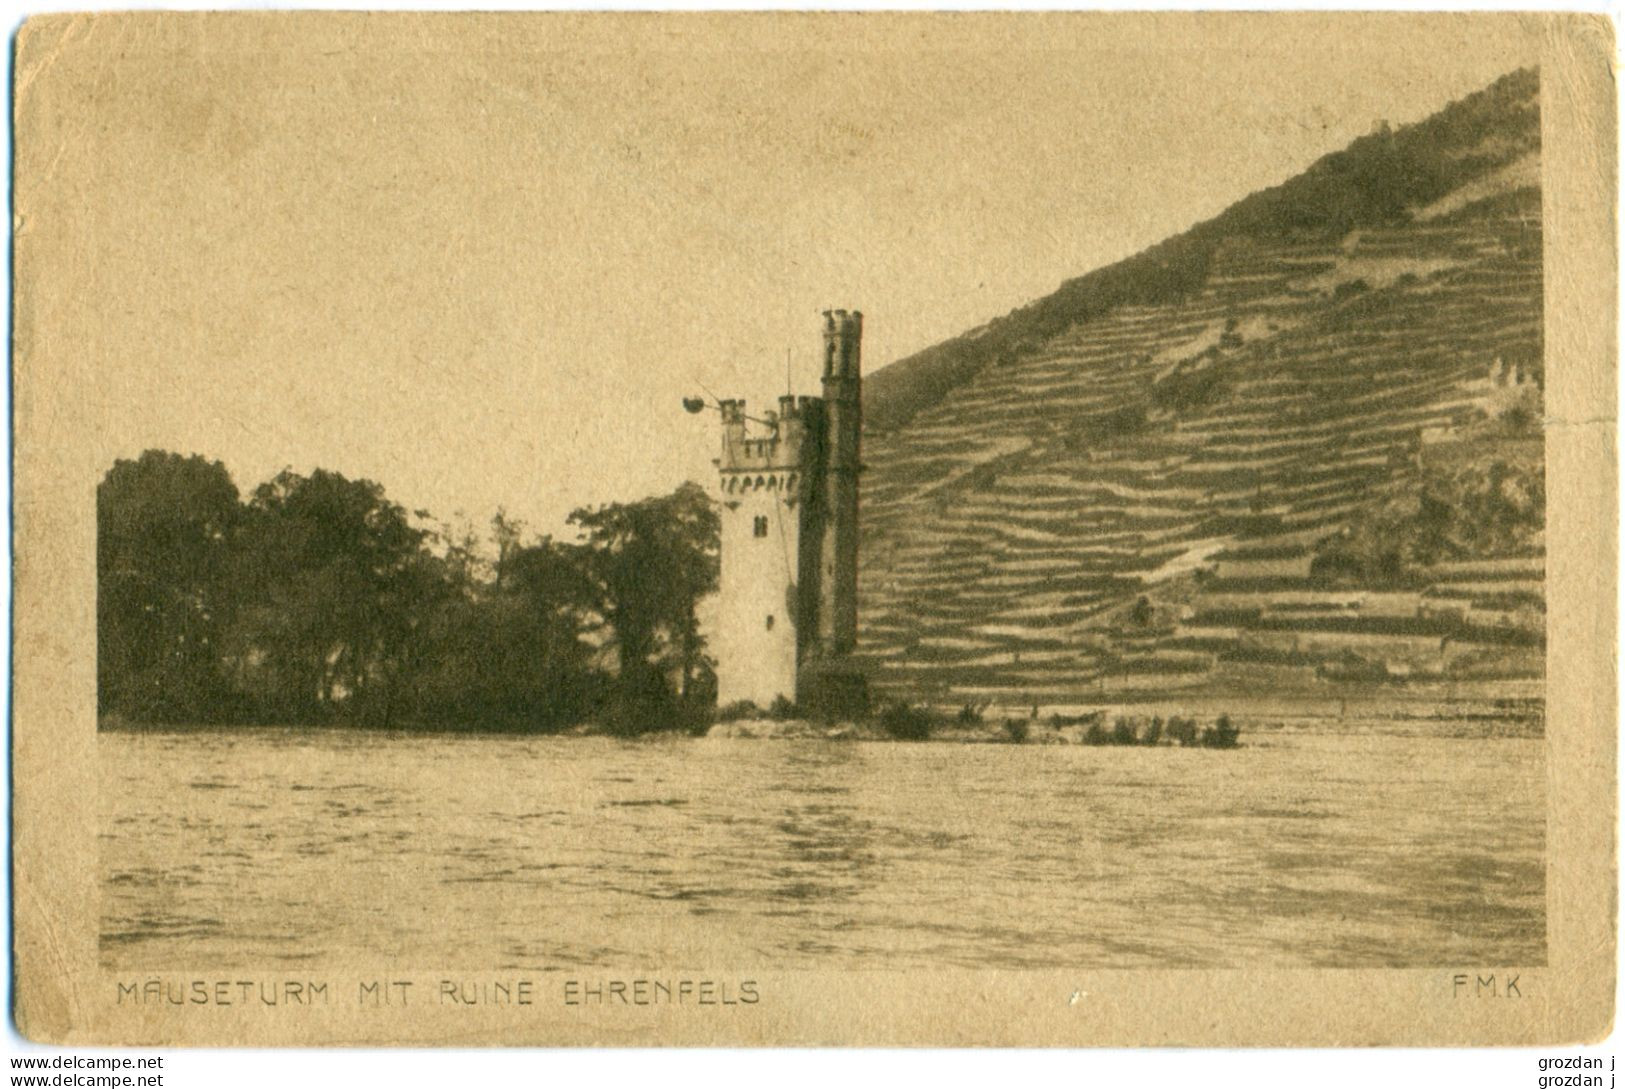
[96,702,1545,743]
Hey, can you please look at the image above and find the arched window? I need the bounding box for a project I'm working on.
[753,515,769,538]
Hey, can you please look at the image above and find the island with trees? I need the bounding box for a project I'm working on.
[97,449,719,736]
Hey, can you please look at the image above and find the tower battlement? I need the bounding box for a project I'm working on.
[822,310,863,380]
[718,397,821,474]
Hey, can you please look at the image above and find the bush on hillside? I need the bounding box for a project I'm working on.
[716,700,761,723]
[956,701,989,725]
[1205,714,1241,749]
[878,700,934,741]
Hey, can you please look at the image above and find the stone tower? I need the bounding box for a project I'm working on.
[799,310,868,714]
[815,310,862,657]
[713,309,866,714]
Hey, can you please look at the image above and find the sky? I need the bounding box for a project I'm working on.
[23,12,1543,540]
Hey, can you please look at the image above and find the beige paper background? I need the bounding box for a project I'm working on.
[11,10,1617,1046]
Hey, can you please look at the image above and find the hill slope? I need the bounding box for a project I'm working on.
[856,69,1544,708]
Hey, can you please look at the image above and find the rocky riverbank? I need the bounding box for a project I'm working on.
[703,709,1241,747]
[100,708,1244,746]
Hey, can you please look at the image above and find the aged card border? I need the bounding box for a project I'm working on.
[10,10,1616,1046]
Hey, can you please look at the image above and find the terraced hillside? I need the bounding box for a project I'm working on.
[856,69,1545,708]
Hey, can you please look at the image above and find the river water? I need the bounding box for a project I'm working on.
[100,725,1545,970]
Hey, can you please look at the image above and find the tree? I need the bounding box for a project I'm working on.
[399,535,598,730]
[228,468,430,724]
[98,451,242,721]
[490,508,525,591]
[568,481,719,727]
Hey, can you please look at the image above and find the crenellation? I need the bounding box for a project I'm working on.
[822,309,863,380]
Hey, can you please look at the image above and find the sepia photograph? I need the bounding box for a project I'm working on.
[10,10,1615,1050]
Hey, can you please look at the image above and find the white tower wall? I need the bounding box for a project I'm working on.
[716,473,802,708]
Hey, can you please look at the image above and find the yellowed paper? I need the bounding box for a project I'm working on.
[12,11,1617,1046]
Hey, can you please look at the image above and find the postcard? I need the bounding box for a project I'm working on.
[12,11,1616,1046]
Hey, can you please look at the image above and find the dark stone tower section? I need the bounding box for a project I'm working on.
[798,309,869,716]
[818,310,862,655]
[794,396,827,671]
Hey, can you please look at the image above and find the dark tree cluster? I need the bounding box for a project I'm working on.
[97,450,718,734]
[1310,458,1544,586]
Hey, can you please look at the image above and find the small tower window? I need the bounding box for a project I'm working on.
[765,615,775,631]
[753,515,769,537]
